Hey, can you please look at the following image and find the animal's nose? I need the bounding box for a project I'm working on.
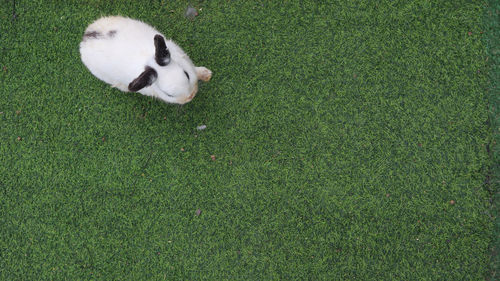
[184,84,198,103]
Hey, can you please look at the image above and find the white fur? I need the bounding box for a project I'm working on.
[80,16,211,104]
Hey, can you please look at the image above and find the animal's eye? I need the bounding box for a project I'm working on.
[184,71,190,80]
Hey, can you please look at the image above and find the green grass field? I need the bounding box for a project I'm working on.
[1,1,498,280]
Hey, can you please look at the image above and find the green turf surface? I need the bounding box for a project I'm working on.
[485,0,499,279]
[0,1,496,279]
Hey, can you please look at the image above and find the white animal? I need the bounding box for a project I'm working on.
[79,16,212,104]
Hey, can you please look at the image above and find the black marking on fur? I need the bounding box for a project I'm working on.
[128,66,158,92]
[108,30,117,37]
[154,34,171,66]
[83,31,102,40]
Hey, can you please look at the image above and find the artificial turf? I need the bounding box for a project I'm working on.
[0,0,497,280]
[485,0,499,279]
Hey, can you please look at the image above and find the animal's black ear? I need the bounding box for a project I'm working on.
[154,34,170,66]
[128,66,158,92]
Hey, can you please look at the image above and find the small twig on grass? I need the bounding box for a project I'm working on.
[12,0,17,21]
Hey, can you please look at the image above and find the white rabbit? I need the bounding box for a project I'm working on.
[79,16,212,104]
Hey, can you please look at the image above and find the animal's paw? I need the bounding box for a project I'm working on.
[196,67,212,82]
